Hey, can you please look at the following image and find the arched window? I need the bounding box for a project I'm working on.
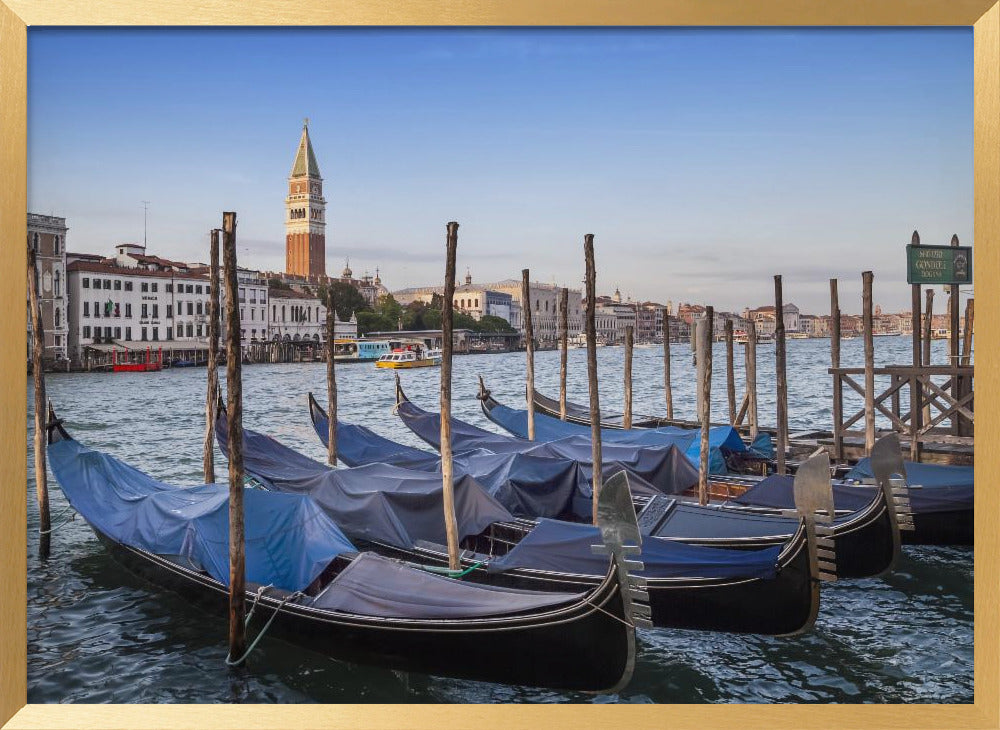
[54,270,61,297]
[54,308,60,328]
[32,233,39,251]
[281,305,286,322]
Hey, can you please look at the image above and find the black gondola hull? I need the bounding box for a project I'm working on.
[94,532,634,693]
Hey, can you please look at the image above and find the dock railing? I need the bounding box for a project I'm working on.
[829,364,974,460]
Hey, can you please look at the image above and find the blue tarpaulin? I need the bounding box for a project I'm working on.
[844,458,974,514]
[216,417,515,547]
[395,399,704,489]
[481,401,747,474]
[488,518,781,580]
[47,436,354,592]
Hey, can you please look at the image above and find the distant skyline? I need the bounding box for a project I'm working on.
[28,27,973,313]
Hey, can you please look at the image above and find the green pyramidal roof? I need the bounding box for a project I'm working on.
[290,123,321,178]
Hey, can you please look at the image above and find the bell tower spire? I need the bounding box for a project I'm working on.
[285,119,327,279]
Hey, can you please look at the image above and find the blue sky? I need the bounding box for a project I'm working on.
[28,28,972,313]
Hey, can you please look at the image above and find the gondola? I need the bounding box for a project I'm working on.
[221,403,828,636]
[726,437,970,546]
[381,384,906,580]
[478,378,758,474]
[45,406,643,693]
[532,387,677,429]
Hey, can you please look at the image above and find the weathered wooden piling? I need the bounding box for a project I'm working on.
[662,309,673,420]
[623,325,634,429]
[698,306,714,506]
[724,319,736,425]
[440,222,462,569]
[203,229,220,485]
[28,244,50,555]
[862,271,876,454]
[745,319,759,442]
[774,275,788,474]
[559,287,569,420]
[909,231,922,461]
[961,298,974,367]
[830,279,842,459]
[522,269,535,441]
[922,289,934,366]
[221,212,246,665]
[922,288,934,425]
[326,287,338,466]
[583,234,602,525]
[695,317,706,423]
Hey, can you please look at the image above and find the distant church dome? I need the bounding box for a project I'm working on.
[342,258,352,278]
[374,267,382,286]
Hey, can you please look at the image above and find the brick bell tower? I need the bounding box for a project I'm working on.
[285,119,327,279]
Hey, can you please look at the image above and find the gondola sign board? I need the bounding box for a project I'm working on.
[906,244,972,285]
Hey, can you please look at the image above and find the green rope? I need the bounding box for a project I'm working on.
[414,561,484,578]
[39,503,77,535]
[225,588,303,667]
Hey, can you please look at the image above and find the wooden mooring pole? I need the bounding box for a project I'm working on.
[662,308,673,420]
[830,278,842,460]
[559,287,568,420]
[724,319,736,425]
[922,288,934,424]
[909,231,922,461]
[774,275,788,475]
[623,325,633,429]
[862,271,876,454]
[583,234,603,525]
[222,212,246,665]
[440,222,462,569]
[698,306,714,506]
[28,244,50,556]
[203,229,220,484]
[959,298,974,435]
[950,234,962,435]
[745,319,759,442]
[522,269,535,441]
[326,287,338,466]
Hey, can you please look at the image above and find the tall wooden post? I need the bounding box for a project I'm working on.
[326,287,338,466]
[909,231,923,461]
[28,245,51,556]
[559,287,569,420]
[623,325,634,429]
[862,271,876,454]
[830,279,843,460]
[698,307,714,505]
[662,309,673,420]
[774,275,788,475]
[695,318,706,423]
[583,234,602,525]
[222,212,246,665]
[724,319,736,425]
[745,319,759,442]
[961,298,974,366]
[440,222,462,569]
[923,289,934,366]
[950,234,962,434]
[203,229,220,484]
[521,269,535,441]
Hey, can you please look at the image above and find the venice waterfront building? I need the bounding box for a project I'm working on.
[27,213,69,362]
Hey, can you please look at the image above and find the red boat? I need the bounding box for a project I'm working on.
[112,346,163,373]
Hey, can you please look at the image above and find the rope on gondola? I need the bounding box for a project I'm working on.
[38,503,77,535]
[408,560,485,578]
[225,585,304,666]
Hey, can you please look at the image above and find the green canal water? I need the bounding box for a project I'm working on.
[26,337,973,703]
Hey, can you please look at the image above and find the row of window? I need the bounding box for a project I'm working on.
[271,304,324,323]
[81,323,205,341]
[81,277,207,295]
[82,301,208,319]
[455,297,480,309]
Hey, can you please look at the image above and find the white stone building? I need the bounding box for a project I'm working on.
[268,287,357,342]
[66,244,211,360]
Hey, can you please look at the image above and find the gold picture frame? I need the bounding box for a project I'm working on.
[1,2,997,727]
